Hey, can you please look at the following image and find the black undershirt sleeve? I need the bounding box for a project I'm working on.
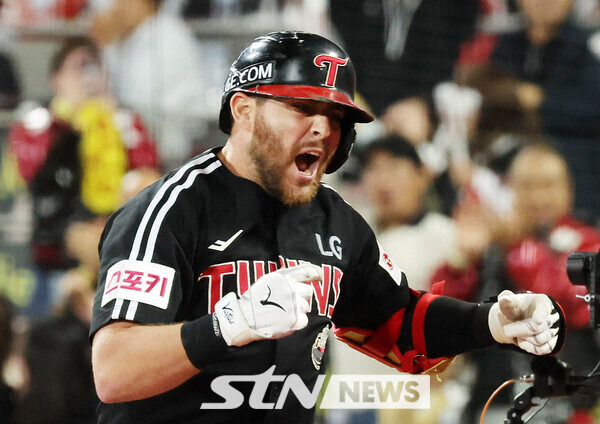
[424,296,496,358]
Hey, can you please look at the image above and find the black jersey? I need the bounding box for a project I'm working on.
[90,147,414,423]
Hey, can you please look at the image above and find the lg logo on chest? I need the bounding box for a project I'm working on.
[315,233,342,260]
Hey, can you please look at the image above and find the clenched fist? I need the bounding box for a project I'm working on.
[214,263,321,346]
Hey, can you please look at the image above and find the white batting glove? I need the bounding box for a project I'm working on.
[213,263,321,346]
[489,290,564,355]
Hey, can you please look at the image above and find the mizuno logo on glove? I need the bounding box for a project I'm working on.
[260,286,286,311]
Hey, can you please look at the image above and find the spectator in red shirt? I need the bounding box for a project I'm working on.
[8,36,159,317]
[432,142,600,423]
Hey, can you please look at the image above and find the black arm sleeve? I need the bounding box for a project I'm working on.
[424,296,495,358]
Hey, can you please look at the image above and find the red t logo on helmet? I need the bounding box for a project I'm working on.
[314,55,348,87]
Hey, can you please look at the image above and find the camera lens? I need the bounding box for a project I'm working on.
[567,252,594,286]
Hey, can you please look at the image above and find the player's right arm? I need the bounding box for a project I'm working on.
[92,264,319,403]
[92,321,199,403]
[90,164,219,403]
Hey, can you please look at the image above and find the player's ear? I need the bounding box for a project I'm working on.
[230,92,255,133]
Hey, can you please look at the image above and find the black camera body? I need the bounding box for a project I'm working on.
[567,250,600,328]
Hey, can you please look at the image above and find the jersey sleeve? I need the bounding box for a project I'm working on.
[331,225,413,331]
[89,176,203,340]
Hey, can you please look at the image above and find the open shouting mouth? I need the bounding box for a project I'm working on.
[295,151,323,178]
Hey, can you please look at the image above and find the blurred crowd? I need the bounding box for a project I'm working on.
[1,0,600,423]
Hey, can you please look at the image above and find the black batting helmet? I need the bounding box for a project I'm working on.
[219,31,373,173]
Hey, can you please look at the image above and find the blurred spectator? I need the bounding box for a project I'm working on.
[437,143,598,329]
[360,136,456,291]
[15,289,97,424]
[118,166,162,205]
[8,36,159,317]
[454,0,529,93]
[330,0,478,118]
[0,0,21,110]
[378,89,474,216]
[0,50,20,110]
[7,0,87,22]
[431,143,600,423]
[329,0,483,189]
[425,80,521,217]
[461,0,600,218]
[0,295,16,424]
[13,165,160,424]
[181,0,262,18]
[399,76,545,221]
[180,0,211,18]
[380,96,433,144]
[91,0,226,169]
[64,166,161,279]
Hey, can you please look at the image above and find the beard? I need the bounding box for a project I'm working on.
[249,110,326,207]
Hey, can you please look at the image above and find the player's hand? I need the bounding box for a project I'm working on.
[488,290,565,355]
[213,263,320,346]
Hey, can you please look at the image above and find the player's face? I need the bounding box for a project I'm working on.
[249,97,344,206]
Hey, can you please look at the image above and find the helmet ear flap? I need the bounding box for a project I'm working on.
[326,124,355,174]
[219,95,234,135]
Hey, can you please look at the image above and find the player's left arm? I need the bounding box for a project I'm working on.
[414,289,566,359]
[332,235,566,374]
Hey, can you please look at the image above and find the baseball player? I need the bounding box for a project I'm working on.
[90,31,565,423]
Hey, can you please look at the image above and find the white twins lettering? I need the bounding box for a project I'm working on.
[199,257,343,318]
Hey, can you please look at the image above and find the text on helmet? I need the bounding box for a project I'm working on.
[225,61,275,92]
